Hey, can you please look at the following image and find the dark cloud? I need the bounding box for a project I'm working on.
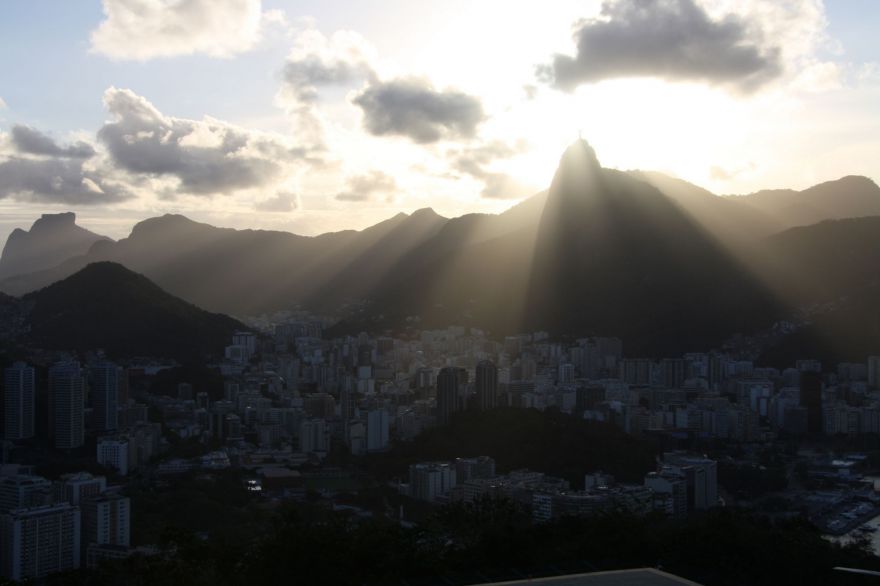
[11,125,96,158]
[98,87,301,197]
[538,0,782,93]
[283,55,374,103]
[0,156,131,204]
[335,171,398,202]
[254,192,298,212]
[353,77,485,144]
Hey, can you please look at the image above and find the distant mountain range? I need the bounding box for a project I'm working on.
[1,142,878,360]
[0,212,110,279]
[8,262,243,361]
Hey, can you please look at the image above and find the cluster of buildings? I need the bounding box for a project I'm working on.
[402,452,717,522]
[0,468,130,581]
[210,323,880,450]
[2,312,880,580]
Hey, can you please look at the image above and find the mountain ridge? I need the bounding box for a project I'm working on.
[0,144,878,360]
[18,261,244,361]
[0,212,111,280]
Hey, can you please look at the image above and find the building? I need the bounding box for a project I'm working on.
[557,363,576,384]
[298,419,328,454]
[55,473,107,506]
[232,331,258,359]
[3,362,35,440]
[475,360,499,411]
[49,362,85,450]
[437,367,467,425]
[82,493,130,556]
[663,453,718,511]
[365,409,390,452]
[97,438,130,476]
[455,456,496,482]
[0,475,52,513]
[800,371,823,435]
[408,462,457,502]
[89,362,119,432]
[869,356,880,390]
[644,469,688,519]
[0,503,81,581]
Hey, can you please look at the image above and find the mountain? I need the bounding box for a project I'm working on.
[0,144,877,358]
[330,141,781,355]
[724,175,880,228]
[752,217,880,365]
[631,171,783,248]
[632,173,880,248]
[0,212,111,279]
[0,202,545,316]
[19,262,244,360]
[0,210,461,314]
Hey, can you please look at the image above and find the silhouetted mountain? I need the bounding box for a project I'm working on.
[755,217,880,365]
[725,175,880,228]
[529,142,783,352]
[326,142,784,355]
[0,144,877,357]
[0,210,460,315]
[632,171,783,247]
[20,262,243,360]
[0,212,110,279]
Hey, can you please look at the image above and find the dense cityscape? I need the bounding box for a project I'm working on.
[2,313,880,581]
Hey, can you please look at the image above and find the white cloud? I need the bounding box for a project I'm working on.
[0,97,7,109]
[276,27,378,150]
[90,0,264,61]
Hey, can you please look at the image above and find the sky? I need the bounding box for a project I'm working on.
[0,0,878,243]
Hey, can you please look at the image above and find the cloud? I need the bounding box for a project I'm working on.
[480,173,535,200]
[709,161,756,181]
[447,140,534,199]
[0,97,6,109]
[353,77,486,143]
[11,125,96,159]
[90,0,263,60]
[277,28,378,150]
[281,29,376,103]
[0,156,132,204]
[335,171,398,202]
[255,192,298,212]
[98,87,302,197]
[538,0,783,93]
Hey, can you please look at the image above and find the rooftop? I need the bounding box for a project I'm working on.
[469,568,702,586]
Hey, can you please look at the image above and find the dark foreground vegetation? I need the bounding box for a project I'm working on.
[38,497,880,586]
[361,408,658,485]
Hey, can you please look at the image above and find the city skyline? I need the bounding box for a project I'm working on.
[1,0,878,244]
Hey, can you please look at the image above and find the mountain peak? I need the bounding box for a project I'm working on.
[410,207,442,220]
[0,212,109,280]
[545,139,604,208]
[22,261,243,360]
[128,213,206,239]
[560,139,601,171]
[32,212,77,231]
